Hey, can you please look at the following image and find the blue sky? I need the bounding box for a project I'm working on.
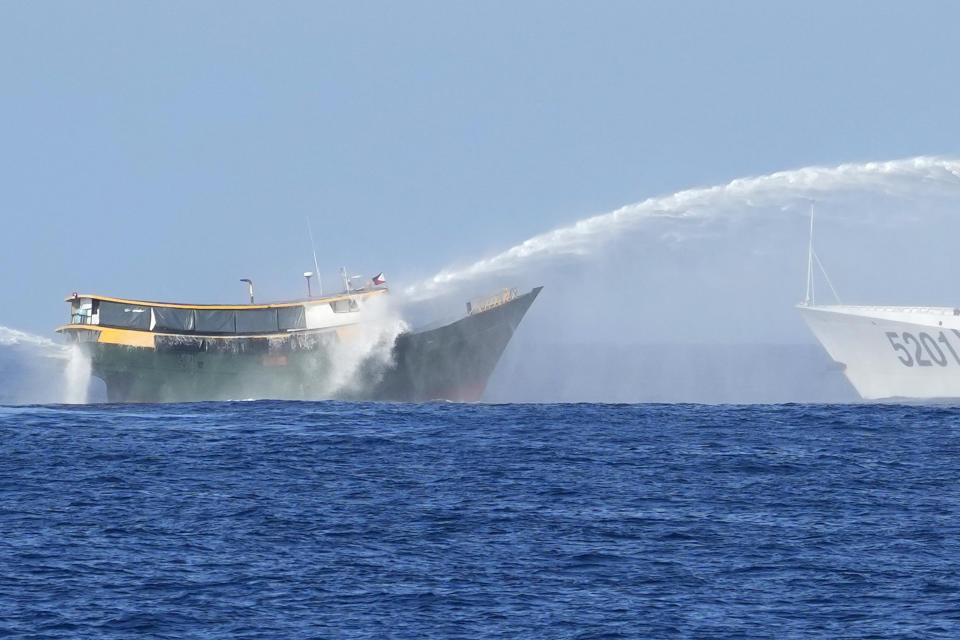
[3,1,960,333]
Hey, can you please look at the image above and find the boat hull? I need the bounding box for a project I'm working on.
[799,304,960,400]
[65,287,542,403]
[368,286,541,402]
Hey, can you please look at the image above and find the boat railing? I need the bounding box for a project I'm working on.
[841,305,960,315]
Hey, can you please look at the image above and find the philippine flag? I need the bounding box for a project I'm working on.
[372,272,386,285]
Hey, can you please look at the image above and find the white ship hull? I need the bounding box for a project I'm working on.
[799,304,960,400]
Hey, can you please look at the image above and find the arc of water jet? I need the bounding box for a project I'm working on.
[403,156,960,301]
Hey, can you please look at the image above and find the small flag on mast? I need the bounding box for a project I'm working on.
[372,272,386,285]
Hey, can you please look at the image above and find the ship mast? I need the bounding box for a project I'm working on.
[804,201,815,306]
[307,218,323,297]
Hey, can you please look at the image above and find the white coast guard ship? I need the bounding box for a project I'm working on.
[797,211,960,400]
[799,304,960,400]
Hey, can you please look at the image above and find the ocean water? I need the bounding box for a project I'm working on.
[2,402,959,639]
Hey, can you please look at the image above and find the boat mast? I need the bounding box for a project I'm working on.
[307,218,323,297]
[804,201,815,306]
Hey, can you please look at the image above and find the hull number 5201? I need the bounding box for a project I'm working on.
[886,330,960,367]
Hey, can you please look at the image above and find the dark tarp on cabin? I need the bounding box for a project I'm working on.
[98,301,151,330]
[278,305,306,331]
[153,307,196,332]
[195,309,236,334]
[236,308,279,334]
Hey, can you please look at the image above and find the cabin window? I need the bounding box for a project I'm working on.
[235,308,279,334]
[330,298,360,313]
[71,298,96,325]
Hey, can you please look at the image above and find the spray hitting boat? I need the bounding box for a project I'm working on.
[797,207,960,400]
[56,275,541,403]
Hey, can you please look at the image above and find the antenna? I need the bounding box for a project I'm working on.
[804,201,815,306]
[303,271,314,298]
[307,218,323,297]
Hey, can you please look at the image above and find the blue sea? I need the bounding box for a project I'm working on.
[2,402,959,638]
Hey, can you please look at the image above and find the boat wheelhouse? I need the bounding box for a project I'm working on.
[60,288,385,348]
